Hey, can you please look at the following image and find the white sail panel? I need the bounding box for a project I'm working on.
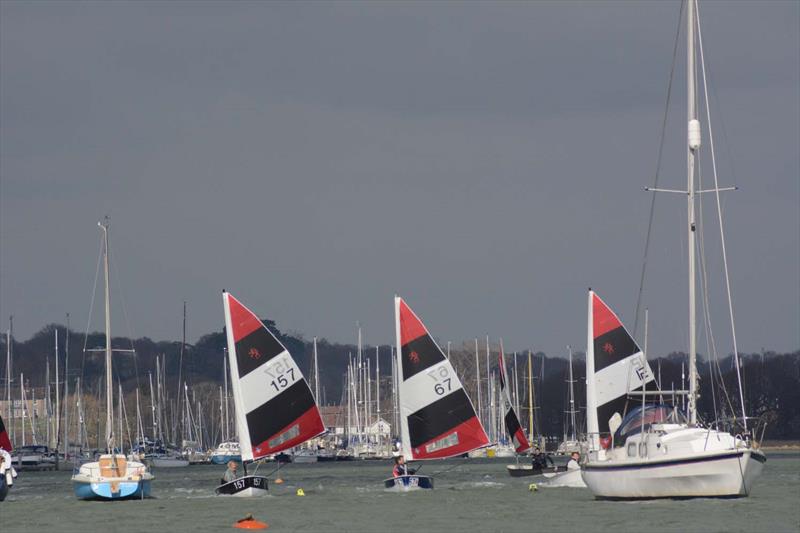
[394,296,489,460]
[223,292,325,462]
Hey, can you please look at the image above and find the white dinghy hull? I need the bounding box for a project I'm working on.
[582,448,765,499]
[542,469,586,488]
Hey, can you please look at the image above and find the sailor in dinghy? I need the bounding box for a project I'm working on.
[384,296,489,491]
[217,291,326,497]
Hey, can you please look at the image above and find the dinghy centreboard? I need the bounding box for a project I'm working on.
[385,296,489,491]
[218,292,325,497]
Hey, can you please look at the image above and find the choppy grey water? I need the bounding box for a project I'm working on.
[2,453,798,532]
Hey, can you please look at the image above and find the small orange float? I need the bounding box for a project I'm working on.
[233,514,268,530]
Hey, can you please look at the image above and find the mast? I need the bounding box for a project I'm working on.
[20,373,25,446]
[223,349,229,442]
[313,337,320,403]
[513,352,520,421]
[6,323,13,446]
[63,314,70,460]
[585,291,598,450]
[567,345,577,443]
[99,218,114,453]
[485,336,490,430]
[474,339,482,426]
[54,329,60,452]
[46,360,51,447]
[136,388,142,448]
[687,0,700,427]
[527,351,533,445]
[148,371,157,443]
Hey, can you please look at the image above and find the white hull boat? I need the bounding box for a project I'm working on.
[580,0,764,500]
[542,468,586,488]
[582,427,765,498]
[150,455,190,468]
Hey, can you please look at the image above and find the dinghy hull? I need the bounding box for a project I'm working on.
[506,464,562,478]
[215,475,269,497]
[384,475,434,491]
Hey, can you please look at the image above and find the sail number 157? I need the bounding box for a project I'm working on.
[265,356,296,392]
[427,365,452,395]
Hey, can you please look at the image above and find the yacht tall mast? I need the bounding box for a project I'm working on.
[63,314,70,460]
[99,218,114,452]
[686,0,700,427]
[567,345,577,443]
[6,328,11,445]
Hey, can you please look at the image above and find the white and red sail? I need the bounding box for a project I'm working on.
[586,290,654,449]
[0,414,11,452]
[394,296,489,460]
[498,342,530,453]
[223,292,325,462]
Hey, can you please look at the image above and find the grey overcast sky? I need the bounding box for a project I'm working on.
[1,1,797,358]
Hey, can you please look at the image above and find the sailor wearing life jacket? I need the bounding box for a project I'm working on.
[0,449,17,487]
[392,455,415,477]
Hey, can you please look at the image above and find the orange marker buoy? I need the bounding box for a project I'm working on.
[274,478,284,485]
[233,514,268,530]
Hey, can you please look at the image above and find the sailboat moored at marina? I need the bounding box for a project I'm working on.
[71,219,154,500]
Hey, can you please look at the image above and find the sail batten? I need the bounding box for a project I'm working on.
[394,296,489,460]
[223,292,325,462]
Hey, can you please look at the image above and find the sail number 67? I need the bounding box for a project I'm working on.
[427,365,452,396]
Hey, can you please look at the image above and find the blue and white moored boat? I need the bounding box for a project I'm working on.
[71,219,154,500]
[210,441,242,465]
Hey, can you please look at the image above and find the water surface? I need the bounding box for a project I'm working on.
[3,453,798,532]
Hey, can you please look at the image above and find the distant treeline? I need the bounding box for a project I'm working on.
[2,323,798,440]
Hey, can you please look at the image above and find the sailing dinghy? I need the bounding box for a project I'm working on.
[217,292,325,497]
[385,296,489,491]
[496,342,544,478]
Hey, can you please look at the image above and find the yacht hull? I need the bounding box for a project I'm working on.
[150,457,190,468]
[210,454,242,465]
[73,479,151,500]
[582,449,765,499]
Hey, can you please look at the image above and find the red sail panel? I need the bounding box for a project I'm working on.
[592,292,623,339]
[398,298,428,345]
[411,416,488,460]
[0,415,11,452]
[251,405,326,458]
[227,294,264,343]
